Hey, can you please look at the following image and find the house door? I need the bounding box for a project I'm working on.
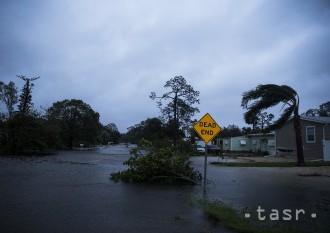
[323,140,330,161]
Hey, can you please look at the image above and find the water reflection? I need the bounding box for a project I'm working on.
[0,146,329,233]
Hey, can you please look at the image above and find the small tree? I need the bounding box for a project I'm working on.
[150,76,200,146]
[0,81,18,118]
[245,111,274,132]
[257,112,274,131]
[17,75,40,114]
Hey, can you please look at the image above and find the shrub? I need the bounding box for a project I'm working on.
[111,140,202,185]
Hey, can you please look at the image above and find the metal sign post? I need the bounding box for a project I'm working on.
[203,150,207,196]
[193,113,221,197]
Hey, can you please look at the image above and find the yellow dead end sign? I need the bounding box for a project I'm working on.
[194,113,221,196]
[193,113,221,144]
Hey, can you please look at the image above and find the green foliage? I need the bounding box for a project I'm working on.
[0,76,58,154]
[303,108,319,117]
[111,141,202,185]
[218,124,243,137]
[0,113,58,154]
[319,101,330,117]
[241,84,305,166]
[98,123,121,144]
[201,201,295,233]
[124,117,169,144]
[0,76,104,154]
[241,84,299,132]
[46,99,101,148]
[245,112,274,132]
[0,81,18,117]
[304,101,330,117]
[17,75,40,115]
[190,199,309,233]
[150,76,200,145]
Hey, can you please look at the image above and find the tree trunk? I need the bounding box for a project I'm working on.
[173,93,178,146]
[293,110,305,166]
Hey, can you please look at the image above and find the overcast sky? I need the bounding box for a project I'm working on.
[1,0,329,132]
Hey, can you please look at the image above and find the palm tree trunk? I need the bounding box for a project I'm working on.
[293,110,305,166]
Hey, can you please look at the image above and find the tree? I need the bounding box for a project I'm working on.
[47,99,101,148]
[303,108,319,117]
[303,101,330,117]
[17,75,40,114]
[2,114,54,154]
[241,84,305,166]
[218,124,242,138]
[124,118,167,145]
[245,111,274,132]
[150,76,200,146]
[105,123,118,132]
[245,114,258,132]
[242,126,253,135]
[0,81,18,118]
[0,76,51,154]
[256,112,274,131]
[319,101,330,117]
[98,123,121,144]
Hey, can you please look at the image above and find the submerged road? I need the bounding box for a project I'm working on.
[0,147,224,233]
[1,145,329,233]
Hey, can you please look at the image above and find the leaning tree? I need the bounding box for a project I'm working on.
[150,76,200,146]
[241,84,305,166]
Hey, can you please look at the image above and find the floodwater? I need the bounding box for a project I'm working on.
[192,156,330,233]
[0,146,225,233]
[1,145,329,233]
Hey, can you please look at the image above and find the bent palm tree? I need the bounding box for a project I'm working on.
[241,84,305,166]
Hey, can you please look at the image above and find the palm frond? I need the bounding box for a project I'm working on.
[266,105,295,131]
[241,84,266,108]
[241,84,294,108]
[281,85,297,98]
[242,84,299,128]
[244,96,283,120]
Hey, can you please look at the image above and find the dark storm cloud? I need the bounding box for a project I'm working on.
[0,0,329,132]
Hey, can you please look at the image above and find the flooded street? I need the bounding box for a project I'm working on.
[1,145,329,233]
[192,156,330,233]
[0,146,223,233]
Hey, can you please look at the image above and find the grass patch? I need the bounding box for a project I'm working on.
[194,199,309,233]
[211,161,330,167]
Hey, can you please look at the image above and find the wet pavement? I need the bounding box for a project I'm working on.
[0,147,224,233]
[0,145,329,233]
[192,156,330,233]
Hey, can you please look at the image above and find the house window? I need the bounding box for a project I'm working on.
[240,140,246,145]
[268,140,275,146]
[306,126,316,143]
